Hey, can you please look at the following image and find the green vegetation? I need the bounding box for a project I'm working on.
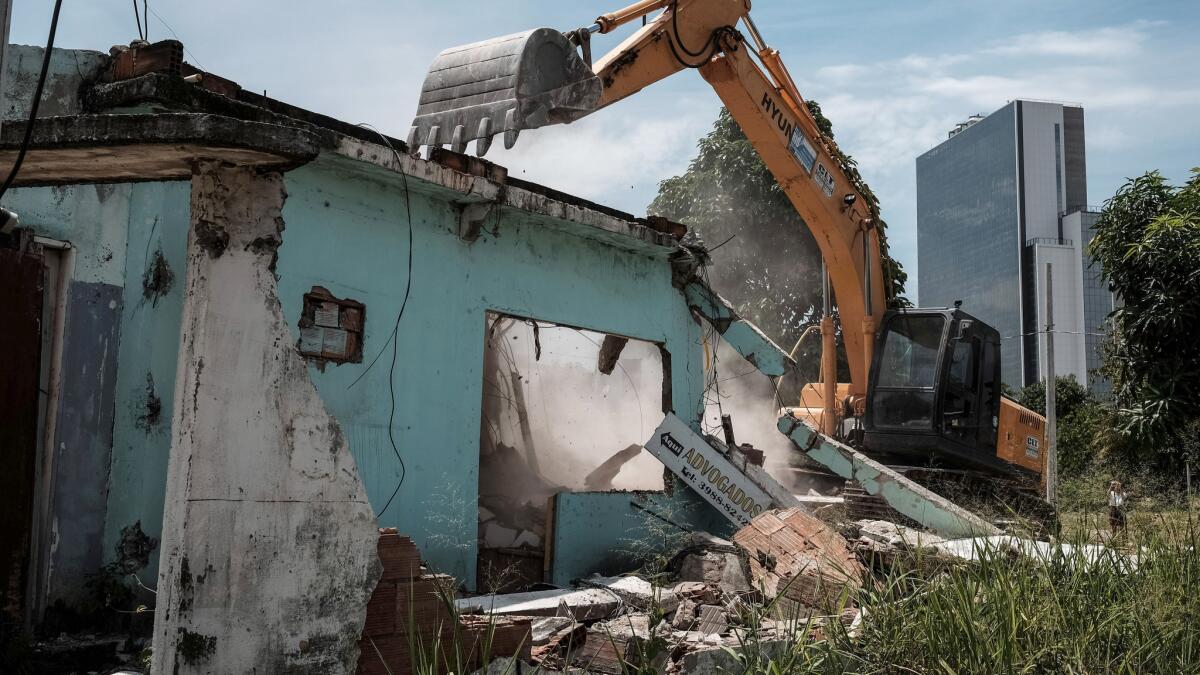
[648,106,908,369]
[1089,168,1200,450]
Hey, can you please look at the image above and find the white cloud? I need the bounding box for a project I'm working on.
[798,17,1198,299]
[484,103,715,212]
[982,21,1163,58]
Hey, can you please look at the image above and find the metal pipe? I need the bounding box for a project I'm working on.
[820,261,837,436]
[787,324,820,361]
[742,13,767,51]
[594,0,670,33]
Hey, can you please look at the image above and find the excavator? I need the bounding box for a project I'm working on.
[407,0,1049,523]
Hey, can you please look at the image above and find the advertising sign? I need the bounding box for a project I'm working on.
[644,413,775,527]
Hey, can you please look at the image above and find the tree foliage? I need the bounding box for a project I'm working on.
[1015,375,1104,477]
[1089,169,1200,447]
[648,104,907,372]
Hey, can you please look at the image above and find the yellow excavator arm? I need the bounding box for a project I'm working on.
[408,0,1050,486]
[587,0,887,404]
[407,0,886,406]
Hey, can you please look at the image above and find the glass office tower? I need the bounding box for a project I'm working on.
[916,100,1111,392]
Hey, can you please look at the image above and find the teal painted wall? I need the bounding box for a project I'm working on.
[11,153,722,596]
[550,490,733,587]
[275,159,711,588]
[101,182,191,582]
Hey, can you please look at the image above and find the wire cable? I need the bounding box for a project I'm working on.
[351,124,414,519]
[0,0,64,203]
[664,0,734,69]
[132,0,144,41]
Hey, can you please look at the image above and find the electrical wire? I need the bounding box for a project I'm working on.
[132,0,144,41]
[146,6,205,71]
[350,124,414,519]
[0,0,64,203]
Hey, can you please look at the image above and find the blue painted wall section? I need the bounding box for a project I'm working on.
[275,158,713,589]
[682,281,794,377]
[46,281,123,604]
[6,152,738,597]
[101,182,191,582]
[550,488,733,587]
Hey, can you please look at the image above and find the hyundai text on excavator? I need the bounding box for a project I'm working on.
[407,0,1049,522]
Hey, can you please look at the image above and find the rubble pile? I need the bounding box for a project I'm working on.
[364,505,1075,675]
[453,509,869,674]
[357,529,532,675]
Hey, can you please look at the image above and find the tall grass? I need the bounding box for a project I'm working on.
[379,512,1200,674]
[769,525,1200,674]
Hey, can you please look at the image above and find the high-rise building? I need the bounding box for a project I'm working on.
[916,100,1114,392]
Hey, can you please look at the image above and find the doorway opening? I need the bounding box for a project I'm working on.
[477,313,666,592]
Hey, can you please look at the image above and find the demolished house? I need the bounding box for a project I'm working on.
[0,40,804,670]
[1,39,1013,674]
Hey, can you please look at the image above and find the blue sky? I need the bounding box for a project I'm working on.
[12,1,1199,299]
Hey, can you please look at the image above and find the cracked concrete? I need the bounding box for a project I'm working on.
[152,161,380,674]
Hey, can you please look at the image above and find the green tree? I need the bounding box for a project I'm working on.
[648,105,907,378]
[1015,375,1104,476]
[1014,375,1095,422]
[1089,169,1200,448]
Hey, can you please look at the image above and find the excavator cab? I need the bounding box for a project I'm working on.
[863,307,1014,474]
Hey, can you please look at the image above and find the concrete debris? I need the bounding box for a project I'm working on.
[856,519,944,549]
[531,616,580,646]
[695,605,727,636]
[932,535,1134,569]
[671,598,699,630]
[458,587,621,622]
[676,550,751,598]
[572,613,671,674]
[580,574,680,613]
[733,508,866,614]
[678,639,790,674]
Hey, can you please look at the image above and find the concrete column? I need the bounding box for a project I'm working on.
[152,162,380,674]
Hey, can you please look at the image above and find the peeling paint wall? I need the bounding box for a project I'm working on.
[2,45,726,610]
[152,163,379,673]
[274,159,711,588]
[2,45,108,121]
[102,182,191,588]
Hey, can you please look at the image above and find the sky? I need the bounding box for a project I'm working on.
[11,1,1199,299]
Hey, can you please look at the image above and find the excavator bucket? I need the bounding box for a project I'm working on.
[408,28,602,157]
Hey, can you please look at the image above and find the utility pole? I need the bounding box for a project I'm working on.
[1045,263,1057,505]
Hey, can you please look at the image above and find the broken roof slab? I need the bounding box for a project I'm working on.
[0,113,319,185]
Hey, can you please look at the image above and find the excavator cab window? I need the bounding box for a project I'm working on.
[865,308,1004,469]
[870,314,946,430]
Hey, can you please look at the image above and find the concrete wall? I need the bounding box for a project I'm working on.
[2,45,108,120]
[1031,240,1088,383]
[151,163,380,674]
[1018,101,1068,241]
[274,157,710,588]
[7,183,134,608]
[550,490,731,587]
